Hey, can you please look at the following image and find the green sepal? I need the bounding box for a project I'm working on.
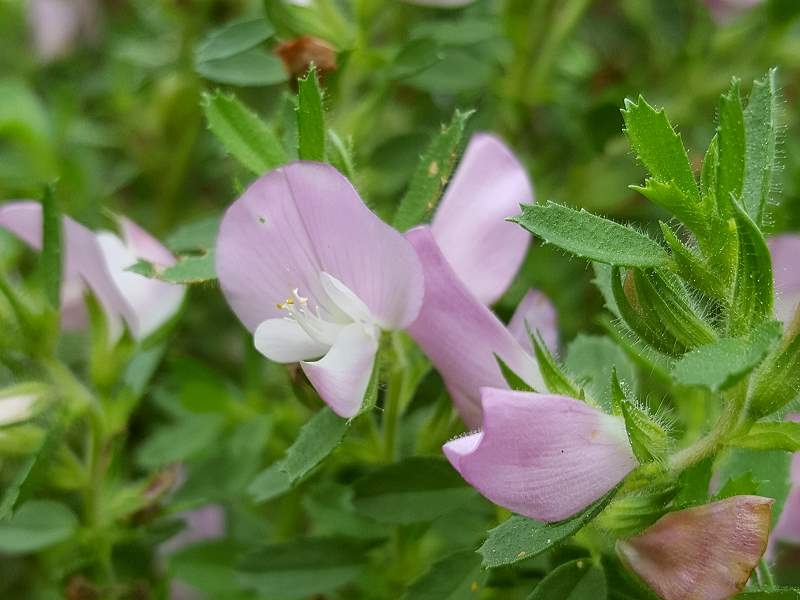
[495,354,535,392]
[659,222,727,303]
[610,266,679,356]
[632,268,717,351]
[614,376,670,463]
[530,333,583,400]
[596,483,679,538]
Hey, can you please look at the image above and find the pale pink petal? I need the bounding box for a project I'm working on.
[301,323,378,418]
[406,226,542,427]
[97,218,185,340]
[443,389,637,522]
[430,133,532,305]
[507,289,558,353]
[96,231,184,340]
[216,162,424,333]
[118,216,177,266]
[617,496,772,600]
[768,235,800,325]
[254,318,330,363]
[160,504,225,555]
[0,201,132,340]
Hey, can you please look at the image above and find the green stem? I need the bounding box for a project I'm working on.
[382,369,403,463]
[667,381,748,474]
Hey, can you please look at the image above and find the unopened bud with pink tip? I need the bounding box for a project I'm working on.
[617,495,773,600]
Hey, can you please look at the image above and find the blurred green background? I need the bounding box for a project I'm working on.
[1,0,800,597]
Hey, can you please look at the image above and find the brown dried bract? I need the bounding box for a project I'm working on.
[274,36,337,80]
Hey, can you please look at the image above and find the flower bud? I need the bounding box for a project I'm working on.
[617,495,772,600]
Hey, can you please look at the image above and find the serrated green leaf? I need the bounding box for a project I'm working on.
[392,109,473,232]
[729,422,800,452]
[672,321,781,391]
[631,179,703,234]
[39,187,61,309]
[717,448,791,527]
[195,17,274,63]
[297,66,325,161]
[165,215,220,253]
[282,406,348,481]
[203,92,286,175]
[402,550,487,600]
[248,407,349,503]
[495,354,535,392]
[0,500,77,554]
[352,457,475,524]
[527,558,606,600]
[196,48,287,87]
[478,486,619,568]
[716,78,746,212]
[621,96,699,204]
[673,458,713,508]
[714,471,761,500]
[238,537,370,598]
[742,68,779,226]
[513,202,670,268]
[610,267,677,355]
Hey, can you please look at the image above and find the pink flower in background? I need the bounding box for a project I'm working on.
[405,134,556,425]
[769,235,800,326]
[27,0,99,62]
[443,389,637,522]
[0,201,184,341]
[617,496,772,600]
[508,289,558,353]
[216,162,424,418]
[429,134,532,306]
[705,0,763,23]
[401,0,475,7]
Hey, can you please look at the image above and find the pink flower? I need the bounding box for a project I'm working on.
[405,134,556,425]
[617,496,773,600]
[705,0,762,23]
[0,201,184,341]
[768,235,800,326]
[27,0,99,62]
[215,162,424,418]
[443,389,637,522]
